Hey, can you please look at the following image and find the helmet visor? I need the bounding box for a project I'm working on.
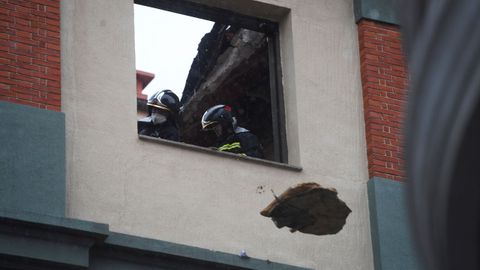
[201,120,218,130]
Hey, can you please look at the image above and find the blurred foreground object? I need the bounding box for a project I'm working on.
[401,1,480,269]
[260,183,351,235]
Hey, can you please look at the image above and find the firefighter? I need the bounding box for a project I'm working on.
[201,104,263,158]
[139,89,180,141]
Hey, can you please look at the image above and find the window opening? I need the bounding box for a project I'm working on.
[135,0,287,163]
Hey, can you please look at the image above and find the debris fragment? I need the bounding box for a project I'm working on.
[260,182,351,235]
[239,249,249,259]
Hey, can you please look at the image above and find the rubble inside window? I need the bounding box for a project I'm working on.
[179,23,276,160]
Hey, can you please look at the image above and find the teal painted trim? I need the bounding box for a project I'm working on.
[368,178,389,270]
[106,232,312,270]
[368,179,382,270]
[0,210,109,268]
[368,177,421,270]
[0,208,109,239]
[0,101,66,217]
[0,210,309,269]
[354,0,400,25]
[0,233,90,267]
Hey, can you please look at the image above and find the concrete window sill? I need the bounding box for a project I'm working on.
[138,135,302,172]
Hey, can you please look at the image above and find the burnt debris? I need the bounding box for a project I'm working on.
[260,183,352,236]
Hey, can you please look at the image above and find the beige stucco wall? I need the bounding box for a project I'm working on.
[61,0,372,269]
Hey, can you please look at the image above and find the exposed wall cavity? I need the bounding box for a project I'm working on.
[138,23,276,160]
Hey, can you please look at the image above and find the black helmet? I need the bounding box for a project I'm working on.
[147,90,180,114]
[201,104,234,130]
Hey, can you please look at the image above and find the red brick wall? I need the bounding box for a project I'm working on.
[0,0,61,111]
[358,19,407,181]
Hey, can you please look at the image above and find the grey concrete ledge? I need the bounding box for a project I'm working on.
[139,135,303,172]
[104,232,312,270]
[354,0,400,25]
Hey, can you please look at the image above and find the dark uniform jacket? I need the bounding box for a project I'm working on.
[215,127,263,158]
[138,118,179,141]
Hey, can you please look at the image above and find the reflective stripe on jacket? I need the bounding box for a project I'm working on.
[216,127,263,158]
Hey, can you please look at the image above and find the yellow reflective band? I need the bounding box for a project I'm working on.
[219,142,240,149]
[218,142,241,151]
[219,144,241,151]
